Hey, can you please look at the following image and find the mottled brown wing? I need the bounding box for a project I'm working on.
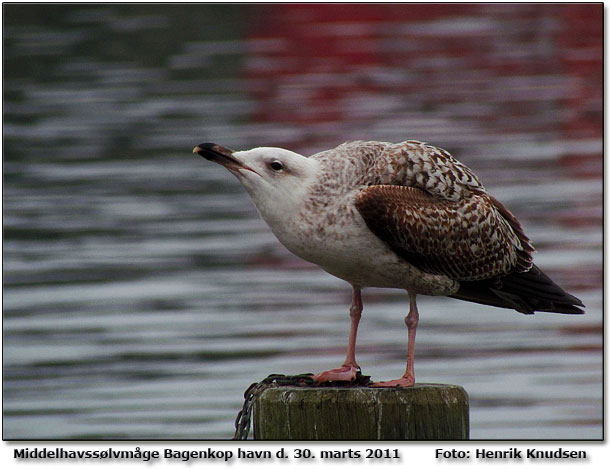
[355,185,534,281]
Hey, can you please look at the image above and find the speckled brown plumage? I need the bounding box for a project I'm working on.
[355,184,529,281]
[308,140,535,277]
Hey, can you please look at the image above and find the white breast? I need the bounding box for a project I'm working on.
[269,191,458,296]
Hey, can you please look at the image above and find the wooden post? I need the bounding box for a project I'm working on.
[253,384,469,440]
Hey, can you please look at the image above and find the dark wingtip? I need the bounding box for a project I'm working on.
[451,264,586,315]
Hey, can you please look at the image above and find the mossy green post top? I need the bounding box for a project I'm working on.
[252,383,469,440]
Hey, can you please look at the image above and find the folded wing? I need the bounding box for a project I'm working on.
[355,185,533,281]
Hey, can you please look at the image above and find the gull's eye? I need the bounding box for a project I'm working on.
[270,160,284,171]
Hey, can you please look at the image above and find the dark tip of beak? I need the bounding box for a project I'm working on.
[193,142,235,159]
[193,142,243,171]
[193,142,216,154]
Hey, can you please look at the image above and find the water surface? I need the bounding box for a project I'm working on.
[3,4,602,440]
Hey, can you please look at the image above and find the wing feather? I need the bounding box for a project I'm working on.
[355,185,534,281]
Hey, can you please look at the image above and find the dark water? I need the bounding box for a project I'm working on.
[2,4,602,439]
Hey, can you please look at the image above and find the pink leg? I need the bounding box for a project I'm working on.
[371,291,419,388]
[313,286,362,383]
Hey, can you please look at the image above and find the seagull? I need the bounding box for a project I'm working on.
[193,140,584,387]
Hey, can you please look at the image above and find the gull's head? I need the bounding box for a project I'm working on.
[194,143,318,223]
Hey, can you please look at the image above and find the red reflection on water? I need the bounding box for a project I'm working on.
[558,4,603,141]
[243,4,602,167]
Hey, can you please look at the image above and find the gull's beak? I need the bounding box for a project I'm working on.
[193,143,243,172]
